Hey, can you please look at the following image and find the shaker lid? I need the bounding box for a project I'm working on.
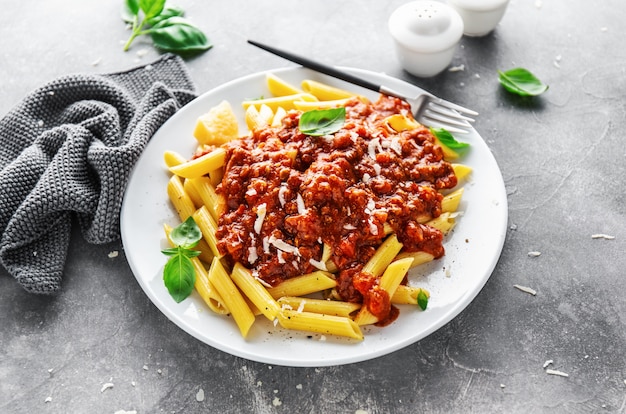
[388,1,464,53]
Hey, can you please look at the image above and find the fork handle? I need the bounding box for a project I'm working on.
[248,40,391,96]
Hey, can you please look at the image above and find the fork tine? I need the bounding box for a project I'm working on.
[428,95,478,116]
[423,109,474,128]
[426,102,476,123]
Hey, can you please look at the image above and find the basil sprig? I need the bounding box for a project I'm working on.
[122,0,212,55]
[299,107,346,136]
[498,68,548,97]
[162,216,202,303]
[430,127,470,156]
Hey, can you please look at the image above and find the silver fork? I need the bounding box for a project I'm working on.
[248,40,477,133]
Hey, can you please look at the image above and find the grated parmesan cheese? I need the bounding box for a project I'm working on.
[254,203,267,234]
[268,235,300,256]
[545,369,569,377]
[591,233,615,240]
[278,184,288,207]
[296,193,307,215]
[248,246,258,264]
[543,359,554,368]
[100,383,114,393]
[514,284,537,296]
[527,251,541,257]
[309,258,328,271]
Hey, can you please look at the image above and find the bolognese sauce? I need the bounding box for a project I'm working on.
[215,95,457,325]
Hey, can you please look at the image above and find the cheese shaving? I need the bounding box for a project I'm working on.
[514,284,537,296]
[268,235,300,255]
[309,258,328,271]
[296,193,307,215]
[545,369,569,377]
[254,203,267,234]
[591,233,615,240]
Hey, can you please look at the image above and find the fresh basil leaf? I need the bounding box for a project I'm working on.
[417,290,429,311]
[299,107,346,136]
[122,0,140,23]
[169,216,202,248]
[163,254,196,303]
[498,68,548,97]
[161,247,181,256]
[139,0,166,20]
[149,17,212,54]
[430,127,470,156]
[146,5,184,26]
[183,249,202,258]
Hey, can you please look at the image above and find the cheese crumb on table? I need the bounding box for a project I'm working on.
[514,284,537,296]
[545,369,569,377]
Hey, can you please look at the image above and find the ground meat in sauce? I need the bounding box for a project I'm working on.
[215,95,457,322]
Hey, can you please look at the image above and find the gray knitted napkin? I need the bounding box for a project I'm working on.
[0,54,197,294]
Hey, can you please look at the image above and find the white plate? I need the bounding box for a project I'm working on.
[121,67,508,367]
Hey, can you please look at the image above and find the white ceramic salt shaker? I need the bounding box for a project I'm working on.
[447,0,510,37]
[388,1,464,78]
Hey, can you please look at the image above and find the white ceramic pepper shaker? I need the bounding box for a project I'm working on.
[388,1,464,77]
[447,0,510,37]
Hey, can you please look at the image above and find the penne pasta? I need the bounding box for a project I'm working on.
[169,147,226,179]
[266,73,303,96]
[391,285,430,305]
[277,296,361,318]
[187,176,221,222]
[241,93,318,112]
[293,98,352,111]
[192,206,222,258]
[230,263,280,321]
[362,234,404,277]
[266,271,337,299]
[354,257,414,326]
[452,163,473,182]
[442,187,464,213]
[301,79,356,101]
[167,175,196,221]
[394,251,434,268]
[278,309,363,340]
[163,150,187,168]
[208,257,255,338]
[245,103,274,131]
[427,212,456,235]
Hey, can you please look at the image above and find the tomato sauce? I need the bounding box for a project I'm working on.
[215,95,457,323]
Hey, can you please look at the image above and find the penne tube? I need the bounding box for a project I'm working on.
[293,98,351,111]
[278,309,363,340]
[301,79,357,101]
[245,103,274,131]
[163,224,225,314]
[394,251,434,268]
[163,150,187,168]
[277,296,361,318]
[354,257,414,326]
[442,187,464,213]
[230,263,280,321]
[208,167,224,189]
[266,73,303,96]
[169,147,226,179]
[167,175,196,221]
[391,285,430,305]
[427,212,456,235]
[192,206,222,258]
[452,163,472,182]
[208,257,255,338]
[188,176,221,222]
[271,106,287,127]
[266,271,337,299]
[362,234,403,277]
[183,178,203,209]
[242,93,318,112]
